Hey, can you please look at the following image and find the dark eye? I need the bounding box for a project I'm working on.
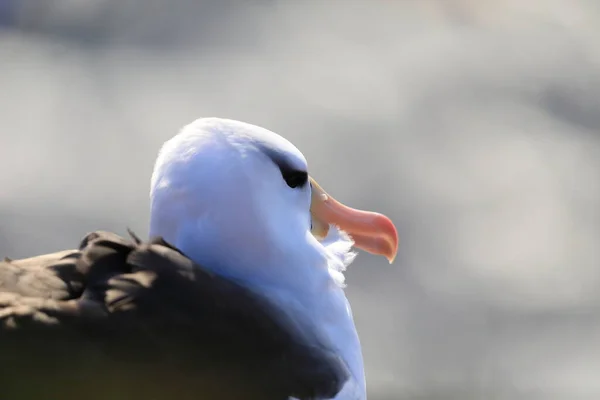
[281,169,308,189]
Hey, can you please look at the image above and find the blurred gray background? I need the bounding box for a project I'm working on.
[1,1,600,399]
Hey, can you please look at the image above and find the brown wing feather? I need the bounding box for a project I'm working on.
[0,231,348,400]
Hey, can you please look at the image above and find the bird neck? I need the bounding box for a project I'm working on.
[149,214,366,399]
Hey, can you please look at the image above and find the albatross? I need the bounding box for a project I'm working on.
[0,118,398,400]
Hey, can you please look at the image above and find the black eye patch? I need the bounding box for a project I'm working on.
[281,167,308,189]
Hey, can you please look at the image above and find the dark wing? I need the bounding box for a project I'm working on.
[0,231,349,400]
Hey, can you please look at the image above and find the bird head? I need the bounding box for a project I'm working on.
[149,118,397,287]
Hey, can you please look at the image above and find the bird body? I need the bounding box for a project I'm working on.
[0,118,398,400]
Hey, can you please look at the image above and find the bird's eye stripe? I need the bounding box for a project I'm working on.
[262,148,308,189]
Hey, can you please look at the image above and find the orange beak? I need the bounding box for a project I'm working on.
[309,177,399,263]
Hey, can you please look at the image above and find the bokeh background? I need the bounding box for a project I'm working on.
[1,1,600,399]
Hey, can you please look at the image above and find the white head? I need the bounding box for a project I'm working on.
[149,118,398,398]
